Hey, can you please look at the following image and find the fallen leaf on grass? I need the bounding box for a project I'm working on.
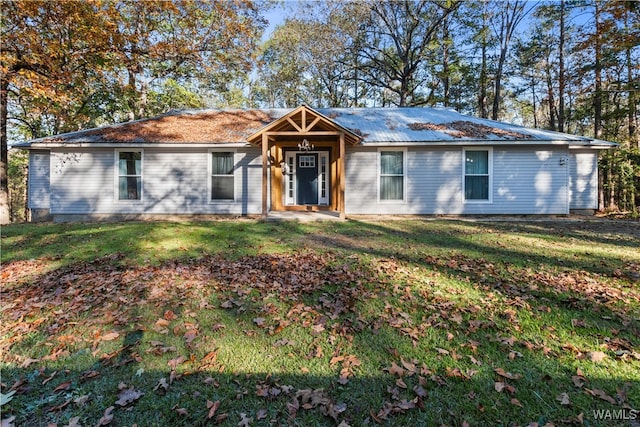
[74,394,90,407]
[100,331,120,341]
[95,406,114,426]
[510,398,523,407]
[19,357,40,368]
[413,385,428,398]
[587,351,607,362]
[387,362,405,377]
[167,356,187,370]
[154,378,169,394]
[494,368,521,380]
[287,396,300,420]
[508,351,523,360]
[256,408,268,420]
[207,400,221,419]
[80,370,100,382]
[64,416,82,427]
[586,388,616,404]
[557,392,571,405]
[571,318,586,327]
[48,398,72,412]
[238,412,253,427]
[115,387,144,407]
[494,382,516,394]
[337,375,349,385]
[572,369,586,388]
[468,355,482,366]
[1,416,16,427]
[154,318,170,332]
[54,380,72,393]
[0,391,16,406]
[174,407,188,416]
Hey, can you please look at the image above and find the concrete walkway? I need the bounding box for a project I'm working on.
[266,211,343,222]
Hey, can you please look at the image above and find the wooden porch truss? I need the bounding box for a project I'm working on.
[247,106,361,219]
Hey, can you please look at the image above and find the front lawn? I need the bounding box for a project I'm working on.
[1,219,639,426]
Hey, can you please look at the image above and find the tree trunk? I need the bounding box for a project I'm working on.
[594,1,603,139]
[531,74,538,128]
[479,41,488,118]
[558,0,566,133]
[1,78,10,224]
[492,45,507,120]
[608,154,615,210]
[546,58,557,130]
[625,5,637,148]
[442,18,450,107]
[598,153,605,211]
[478,3,489,118]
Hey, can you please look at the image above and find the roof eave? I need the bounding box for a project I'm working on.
[22,142,253,149]
[360,139,585,146]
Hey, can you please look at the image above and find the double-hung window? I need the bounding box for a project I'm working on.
[464,148,491,201]
[211,151,235,201]
[117,150,142,200]
[379,150,405,201]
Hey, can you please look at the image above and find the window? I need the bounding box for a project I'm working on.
[211,151,234,200]
[464,149,491,201]
[320,155,327,200]
[298,155,315,168]
[117,151,142,200]
[379,150,405,201]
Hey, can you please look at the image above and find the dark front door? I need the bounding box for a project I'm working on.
[296,153,318,204]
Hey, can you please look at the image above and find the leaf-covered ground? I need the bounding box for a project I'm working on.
[1,219,639,427]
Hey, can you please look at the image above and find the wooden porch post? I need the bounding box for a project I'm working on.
[339,132,346,219]
[262,133,268,218]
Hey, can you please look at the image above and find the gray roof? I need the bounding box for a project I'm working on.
[321,108,613,147]
[15,107,616,148]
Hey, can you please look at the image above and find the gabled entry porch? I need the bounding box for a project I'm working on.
[247,106,361,219]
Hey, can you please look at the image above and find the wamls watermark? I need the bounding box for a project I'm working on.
[592,408,638,421]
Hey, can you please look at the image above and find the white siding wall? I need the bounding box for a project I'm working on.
[569,150,598,210]
[28,150,51,209]
[50,147,263,215]
[47,144,577,216]
[346,145,570,215]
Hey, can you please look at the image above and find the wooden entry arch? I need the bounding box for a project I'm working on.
[247,106,361,219]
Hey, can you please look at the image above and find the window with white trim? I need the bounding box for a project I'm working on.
[117,151,142,200]
[298,155,315,168]
[379,150,405,201]
[464,148,491,201]
[211,151,235,200]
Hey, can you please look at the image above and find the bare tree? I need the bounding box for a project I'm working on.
[490,0,533,120]
[358,0,461,107]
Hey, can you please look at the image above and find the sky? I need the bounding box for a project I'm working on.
[262,1,296,40]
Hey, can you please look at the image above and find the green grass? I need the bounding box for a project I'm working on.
[1,219,639,426]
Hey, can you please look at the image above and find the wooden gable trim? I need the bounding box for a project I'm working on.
[286,117,303,132]
[247,105,361,145]
[306,116,322,132]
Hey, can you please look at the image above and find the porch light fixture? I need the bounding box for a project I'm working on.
[298,139,314,151]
